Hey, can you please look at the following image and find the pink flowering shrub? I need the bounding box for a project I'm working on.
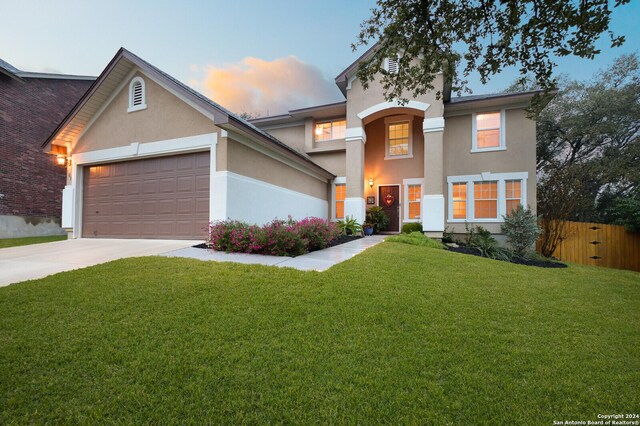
[207,217,338,257]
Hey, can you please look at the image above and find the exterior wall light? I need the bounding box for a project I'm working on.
[369,177,374,188]
[56,155,67,166]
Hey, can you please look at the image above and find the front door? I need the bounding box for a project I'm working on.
[379,185,400,232]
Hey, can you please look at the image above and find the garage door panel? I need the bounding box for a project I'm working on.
[159,177,176,193]
[83,151,209,239]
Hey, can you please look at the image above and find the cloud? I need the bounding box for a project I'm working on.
[201,56,341,117]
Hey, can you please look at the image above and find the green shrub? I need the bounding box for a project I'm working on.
[337,216,363,236]
[386,232,443,249]
[501,205,542,257]
[466,224,512,261]
[366,207,389,233]
[442,226,455,243]
[401,222,423,234]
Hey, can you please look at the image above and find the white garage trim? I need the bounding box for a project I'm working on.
[65,133,217,238]
[211,171,328,225]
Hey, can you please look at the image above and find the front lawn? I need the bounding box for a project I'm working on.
[1,242,638,424]
[0,235,66,249]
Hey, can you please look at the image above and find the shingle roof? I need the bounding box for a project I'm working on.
[447,90,545,104]
[0,58,21,75]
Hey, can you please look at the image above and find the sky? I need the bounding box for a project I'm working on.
[1,0,638,116]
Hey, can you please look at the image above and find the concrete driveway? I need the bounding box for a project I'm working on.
[0,238,200,287]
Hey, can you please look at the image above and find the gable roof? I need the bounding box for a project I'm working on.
[334,43,379,96]
[42,48,334,179]
[0,58,23,81]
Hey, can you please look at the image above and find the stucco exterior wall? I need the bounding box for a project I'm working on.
[226,138,329,201]
[442,108,537,234]
[364,114,425,192]
[262,125,306,154]
[307,151,346,177]
[75,72,217,153]
[346,73,445,127]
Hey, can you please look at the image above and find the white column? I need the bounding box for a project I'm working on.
[344,127,366,224]
[423,117,445,237]
[210,131,228,222]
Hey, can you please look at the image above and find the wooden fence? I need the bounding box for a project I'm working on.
[537,221,640,272]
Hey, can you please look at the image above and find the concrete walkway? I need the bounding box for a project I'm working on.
[0,238,199,287]
[161,235,386,271]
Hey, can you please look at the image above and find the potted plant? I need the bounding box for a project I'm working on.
[366,206,390,234]
[363,222,374,236]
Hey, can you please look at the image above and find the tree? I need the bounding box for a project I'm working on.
[353,0,630,104]
[535,54,640,254]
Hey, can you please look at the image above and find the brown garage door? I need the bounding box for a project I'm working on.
[82,151,210,239]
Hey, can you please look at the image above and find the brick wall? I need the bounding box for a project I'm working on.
[0,74,92,218]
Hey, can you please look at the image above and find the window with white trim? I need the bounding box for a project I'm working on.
[333,178,346,220]
[474,181,498,219]
[452,183,467,219]
[447,172,527,222]
[505,180,522,214]
[128,76,147,112]
[403,179,423,222]
[385,115,413,159]
[315,119,346,142]
[472,110,505,152]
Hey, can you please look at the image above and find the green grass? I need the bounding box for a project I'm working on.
[0,235,66,249]
[386,231,444,248]
[1,243,638,424]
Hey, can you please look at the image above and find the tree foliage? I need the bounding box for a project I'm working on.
[536,53,640,252]
[354,0,629,103]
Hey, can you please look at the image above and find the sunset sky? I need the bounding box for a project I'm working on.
[1,0,638,116]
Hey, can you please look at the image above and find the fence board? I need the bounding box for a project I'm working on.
[538,221,640,272]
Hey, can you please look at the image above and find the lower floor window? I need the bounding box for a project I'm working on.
[447,173,527,222]
[505,180,522,213]
[474,181,498,219]
[407,184,421,219]
[335,183,345,219]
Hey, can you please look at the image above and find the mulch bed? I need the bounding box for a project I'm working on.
[193,235,363,253]
[445,245,567,268]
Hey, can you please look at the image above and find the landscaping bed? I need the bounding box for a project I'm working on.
[445,244,567,268]
[194,234,363,253]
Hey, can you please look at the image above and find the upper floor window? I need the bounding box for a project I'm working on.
[385,115,413,160]
[472,111,505,152]
[315,119,346,142]
[128,76,147,112]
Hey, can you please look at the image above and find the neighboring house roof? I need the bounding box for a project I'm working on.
[0,58,24,81]
[0,57,95,82]
[42,48,334,179]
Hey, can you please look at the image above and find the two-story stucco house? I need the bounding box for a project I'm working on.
[43,47,540,240]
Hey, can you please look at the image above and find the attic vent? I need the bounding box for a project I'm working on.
[127,76,147,112]
[132,82,143,105]
[385,57,399,74]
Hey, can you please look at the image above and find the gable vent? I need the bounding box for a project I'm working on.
[132,82,143,106]
[385,57,399,74]
[127,76,147,112]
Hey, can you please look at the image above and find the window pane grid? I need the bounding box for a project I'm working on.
[335,183,346,219]
[388,122,409,156]
[474,181,498,219]
[505,180,522,214]
[315,119,346,142]
[407,184,421,219]
[452,182,467,219]
[476,112,501,148]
